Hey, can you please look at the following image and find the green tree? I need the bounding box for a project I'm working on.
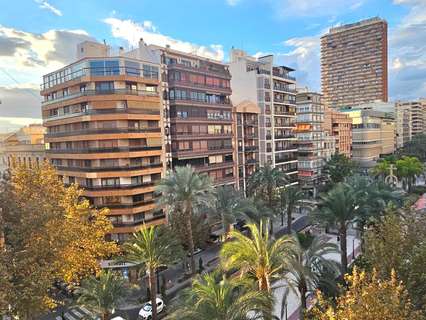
[208,185,250,240]
[364,210,426,312]
[323,153,356,185]
[156,166,215,275]
[398,133,426,161]
[248,165,288,232]
[371,159,392,180]
[396,156,424,192]
[167,272,273,320]
[123,225,181,320]
[283,234,340,319]
[243,198,274,225]
[220,220,294,292]
[279,186,304,233]
[76,271,126,320]
[313,183,360,275]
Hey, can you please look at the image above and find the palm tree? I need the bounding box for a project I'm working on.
[243,198,274,226]
[156,166,215,275]
[371,159,392,180]
[248,165,288,232]
[279,186,304,233]
[323,153,356,185]
[76,271,126,320]
[220,220,294,292]
[123,226,178,320]
[283,234,340,319]
[167,272,272,320]
[209,185,250,240]
[396,156,424,192]
[313,183,360,275]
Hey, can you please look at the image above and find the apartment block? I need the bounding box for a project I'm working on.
[1,124,46,169]
[341,105,395,169]
[395,100,426,146]
[233,100,260,194]
[149,45,236,186]
[40,40,165,241]
[324,108,353,158]
[229,49,298,184]
[395,103,412,148]
[295,91,324,193]
[321,17,388,108]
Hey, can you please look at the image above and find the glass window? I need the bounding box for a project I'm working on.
[125,60,140,76]
[105,60,119,75]
[90,60,105,76]
[96,81,114,92]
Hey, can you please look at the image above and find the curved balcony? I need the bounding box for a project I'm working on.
[46,127,160,138]
[42,89,159,106]
[47,145,162,154]
[55,162,162,173]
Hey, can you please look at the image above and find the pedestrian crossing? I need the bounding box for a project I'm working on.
[55,306,96,320]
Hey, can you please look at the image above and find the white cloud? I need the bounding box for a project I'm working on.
[35,0,62,16]
[103,18,225,61]
[226,0,241,6]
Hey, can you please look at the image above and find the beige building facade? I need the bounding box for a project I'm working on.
[41,40,165,241]
[2,124,46,169]
[321,17,388,109]
[341,106,395,169]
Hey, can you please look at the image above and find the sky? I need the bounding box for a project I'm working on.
[0,0,425,132]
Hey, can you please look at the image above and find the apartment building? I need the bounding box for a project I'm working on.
[295,91,324,194]
[40,40,165,241]
[229,49,298,184]
[233,100,260,193]
[395,103,412,148]
[1,124,46,169]
[324,108,353,158]
[395,100,426,146]
[341,106,395,169]
[321,17,388,108]
[150,45,236,186]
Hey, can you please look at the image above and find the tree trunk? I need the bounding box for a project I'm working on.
[102,312,109,320]
[185,202,196,275]
[281,211,284,226]
[258,273,270,292]
[286,207,292,235]
[299,284,307,320]
[268,187,274,234]
[149,267,158,320]
[340,225,348,275]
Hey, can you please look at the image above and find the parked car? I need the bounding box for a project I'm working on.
[138,298,165,319]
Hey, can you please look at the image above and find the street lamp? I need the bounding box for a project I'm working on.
[352,238,355,260]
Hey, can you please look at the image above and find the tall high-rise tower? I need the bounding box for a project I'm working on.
[321,17,388,108]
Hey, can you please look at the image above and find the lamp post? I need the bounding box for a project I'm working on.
[352,238,355,260]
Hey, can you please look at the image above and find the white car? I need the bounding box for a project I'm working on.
[138,297,165,319]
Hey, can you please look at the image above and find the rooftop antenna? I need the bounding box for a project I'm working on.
[103,39,107,46]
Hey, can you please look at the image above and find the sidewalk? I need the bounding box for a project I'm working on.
[272,231,362,320]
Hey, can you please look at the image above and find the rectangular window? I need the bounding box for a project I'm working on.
[95,81,114,93]
[101,177,120,187]
[125,60,140,76]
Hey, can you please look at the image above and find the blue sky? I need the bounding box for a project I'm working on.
[0,0,425,131]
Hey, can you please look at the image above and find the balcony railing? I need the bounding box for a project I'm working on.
[272,70,296,81]
[45,108,161,121]
[169,96,231,106]
[167,62,231,79]
[168,79,231,92]
[97,199,156,209]
[111,214,166,228]
[46,127,161,137]
[274,97,296,104]
[41,66,159,91]
[81,181,156,190]
[42,88,159,106]
[47,145,162,154]
[55,162,162,172]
